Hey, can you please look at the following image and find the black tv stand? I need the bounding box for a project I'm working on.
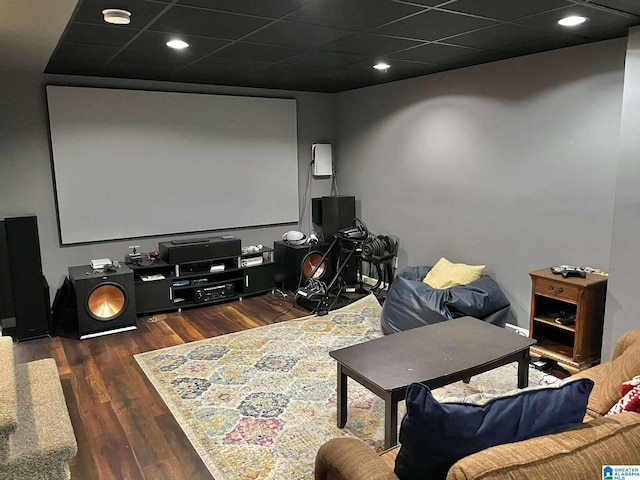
[129,243,275,315]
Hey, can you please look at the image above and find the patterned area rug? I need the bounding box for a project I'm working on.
[135,294,558,480]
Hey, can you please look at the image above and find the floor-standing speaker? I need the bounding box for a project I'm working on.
[312,196,356,242]
[0,224,14,327]
[0,216,50,341]
[69,265,137,339]
[274,241,334,293]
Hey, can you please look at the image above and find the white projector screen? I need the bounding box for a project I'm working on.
[46,86,299,245]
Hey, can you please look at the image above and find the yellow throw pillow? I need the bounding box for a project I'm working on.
[423,257,485,289]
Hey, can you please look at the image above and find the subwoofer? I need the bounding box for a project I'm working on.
[274,241,334,292]
[68,264,137,339]
[301,251,328,280]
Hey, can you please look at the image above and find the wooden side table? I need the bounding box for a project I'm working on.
[528,268,607,374]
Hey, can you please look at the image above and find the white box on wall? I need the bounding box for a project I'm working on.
[312,144,332,177]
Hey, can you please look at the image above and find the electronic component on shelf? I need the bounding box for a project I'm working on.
[194,283,235,303]
[550,265,587,278]
[90,258,112,270]
[240,256,263,268]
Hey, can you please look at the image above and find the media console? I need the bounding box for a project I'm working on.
[129,236,275,314]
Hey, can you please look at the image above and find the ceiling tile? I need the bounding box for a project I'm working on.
[442,48,514,68]
[176,0,313,18]
[212,42,303,62]
[442,0,573,21]
[589,0,640,16]
[235,72,327,91]
[101,62,178,81]
[285,0,424,30]
[242,20,354,48]
[182,55,270,74]
[252,63,327,79]
[281,50,365,67]
[110,46,198,67]
[149,5,271,39]
[402,0,452,6]
[321,33,423,56]
[47,43,120,65]
[127,30,231,55]
[170,68,246,86]
[578,23,637,40]
[63,23,137,47]
[388,42,482,63]
[374,9,498,41]
[446,23,549,50]
[498,33,587,54]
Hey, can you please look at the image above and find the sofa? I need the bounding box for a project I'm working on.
[315,329,640,480]
[381,266,511,335]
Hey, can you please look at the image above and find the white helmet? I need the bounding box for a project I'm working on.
[282,230,307,245]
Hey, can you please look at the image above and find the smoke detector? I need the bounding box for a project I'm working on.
[102,9,131,25]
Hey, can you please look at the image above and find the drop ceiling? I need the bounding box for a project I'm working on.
[45,0,640,93]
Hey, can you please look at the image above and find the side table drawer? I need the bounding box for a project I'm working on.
[532,277,580,302]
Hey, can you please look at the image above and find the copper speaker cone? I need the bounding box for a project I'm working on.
[87,284,126,321]
[302,252,326,279]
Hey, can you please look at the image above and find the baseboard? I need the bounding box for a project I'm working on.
[506,322,529,337]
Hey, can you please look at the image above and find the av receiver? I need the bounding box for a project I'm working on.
[194,283,235,303]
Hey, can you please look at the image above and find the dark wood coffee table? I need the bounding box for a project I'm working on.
[329,317,536,448]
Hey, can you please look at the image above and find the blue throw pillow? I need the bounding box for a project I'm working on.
[394,378,594,480]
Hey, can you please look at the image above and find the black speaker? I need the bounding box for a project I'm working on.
[312,196,356,242]
[312,197,323,226]
[0,216,50,341]
[159,236,241,264]
[69,264,137,339]
[51,277,77,337]
[0,224,14,324]
[274,241,334,293]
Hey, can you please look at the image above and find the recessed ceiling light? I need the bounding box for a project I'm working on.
[373,62,391,72]
[102,9,131,25]
[166,40,190,50]
[558,15,588,27]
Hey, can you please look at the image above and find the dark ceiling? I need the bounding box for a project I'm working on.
[45,0,640,93]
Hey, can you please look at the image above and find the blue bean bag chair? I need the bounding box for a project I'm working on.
[381,266,510,335]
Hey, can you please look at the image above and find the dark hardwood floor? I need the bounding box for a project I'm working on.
[12,292,310,480]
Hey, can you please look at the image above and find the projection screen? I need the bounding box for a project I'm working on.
[46,86,299,245]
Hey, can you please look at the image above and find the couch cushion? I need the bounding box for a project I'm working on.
[394,379,594,480]
[447,412,640,480]
[422,258,485,289]
[574,341,640,418]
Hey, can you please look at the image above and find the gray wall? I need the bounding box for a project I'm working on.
[0,70,336,293]
[335,38,626,336]
[2,32,638,360]
[603,27,640,359]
